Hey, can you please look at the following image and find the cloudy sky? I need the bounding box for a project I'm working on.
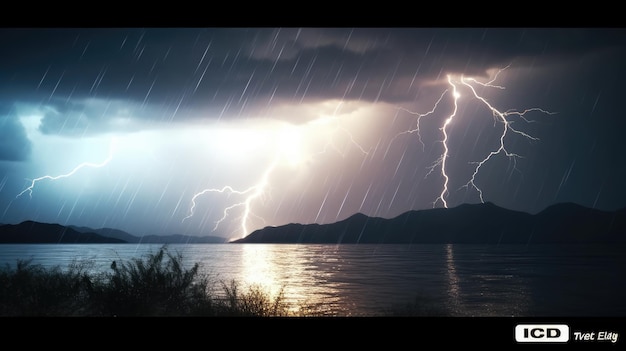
[1,27,625,239]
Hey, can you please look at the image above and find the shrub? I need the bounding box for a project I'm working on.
[0,259,94,316]
[87,245,215,316]
[215,279,290,317]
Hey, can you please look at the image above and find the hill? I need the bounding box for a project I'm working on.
[230,202,626,244]
[3,202,624,244]
[69,226,228,244]
[0,221,126,244]
[0,222,229,244]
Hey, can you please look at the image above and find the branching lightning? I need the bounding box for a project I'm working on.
[459,78,554,203]
[16,138,117,199]
[183,113,370,238]
[392,90,449,152]
[396,66,555,208]
[183,157,278,237]
[434,76,460,208]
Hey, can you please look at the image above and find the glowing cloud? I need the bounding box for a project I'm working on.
[16,138,117,199]
[182,103,372,238]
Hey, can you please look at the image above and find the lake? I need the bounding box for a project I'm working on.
[0,243,625,317]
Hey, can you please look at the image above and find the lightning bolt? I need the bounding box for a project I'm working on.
[16,138,117,199]
[396,65,555,208]
[183,157,278,237]
[392,89,450,152]
[459,77,554,203]
[183,112,370,238]
[434,75,460,208]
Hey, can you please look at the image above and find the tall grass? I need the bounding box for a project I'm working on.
[0,245,445,317]
[86,246,216,316]
[0,258,97,316]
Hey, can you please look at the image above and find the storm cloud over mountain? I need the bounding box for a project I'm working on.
[1,28,625,240]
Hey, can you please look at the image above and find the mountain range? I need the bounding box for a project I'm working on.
[0,221,228,244]
[1,202,624,244]
[231,202,626,244]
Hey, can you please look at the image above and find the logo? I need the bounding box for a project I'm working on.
[515,324,570,343]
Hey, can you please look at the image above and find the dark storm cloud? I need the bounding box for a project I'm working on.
[1,28,625,129]
[0,104,32,161]
[35,99,137,136]
[2,26,624,160]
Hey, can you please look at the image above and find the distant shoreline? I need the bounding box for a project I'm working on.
[2,202,625,245]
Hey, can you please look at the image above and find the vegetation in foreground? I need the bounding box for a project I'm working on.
[0,245,445,317]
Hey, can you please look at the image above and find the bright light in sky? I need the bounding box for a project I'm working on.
[178,100,377,238]
[278,124,305,167]
[8,96,381,238]
[1,28,625,240]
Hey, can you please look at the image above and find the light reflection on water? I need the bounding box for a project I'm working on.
[0,243,625,316]
[446,244,461,314]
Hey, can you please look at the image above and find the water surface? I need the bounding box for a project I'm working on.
[1,243,624,316]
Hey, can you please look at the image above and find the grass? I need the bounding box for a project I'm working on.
[0,245,446,317]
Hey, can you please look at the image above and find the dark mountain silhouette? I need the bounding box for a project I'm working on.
[69,226,229,244]
[0,221,126,243]
[2,202,624,244]
[230,202,626,244]
[134,234,228,244]
[0,222,229,244]
[69,225,137,243]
